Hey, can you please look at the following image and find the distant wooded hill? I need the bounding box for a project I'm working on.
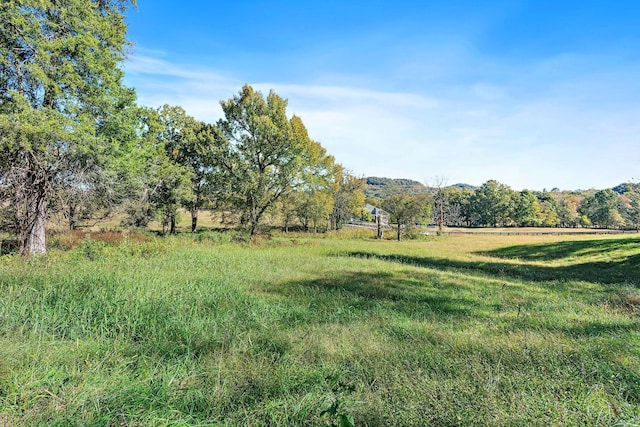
[365,177,475,200]
[366,176,639,200]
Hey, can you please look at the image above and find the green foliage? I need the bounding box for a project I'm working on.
[624,188,640,230]
[381,193,431,240]
[331,170,366,230]
[581,189,625,228]
[470,180,515,227]
[214,85,314,236]
[357,207,372,222]
[74,238,108,261]
[0,0,135,254]
[117,106,194,234]
[557,193,583,228]
[365,176,427,199]
[321,399,355,427]
[511,190,542,227]
[364,178,637,231]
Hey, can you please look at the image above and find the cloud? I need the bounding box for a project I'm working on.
[124,54,241,122]
[123,51,640,191]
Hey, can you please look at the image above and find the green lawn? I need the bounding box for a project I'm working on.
[1,232,639,426]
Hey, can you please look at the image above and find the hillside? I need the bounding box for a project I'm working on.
[366,176,639,200]
[365,177,428,199]
[365,177,476,200]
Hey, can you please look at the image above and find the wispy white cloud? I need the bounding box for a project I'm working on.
[124,54,240,122]
[123,51,640,191]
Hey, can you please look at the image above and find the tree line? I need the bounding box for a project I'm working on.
[0,1,365,255]
[2,2,637,255]
[368,179,640,240]
[429,180,640,230]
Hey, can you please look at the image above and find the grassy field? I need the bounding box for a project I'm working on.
[0,230,639,426]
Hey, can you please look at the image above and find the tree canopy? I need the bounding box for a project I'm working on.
[211,85,338,235]
[0,0,136,254]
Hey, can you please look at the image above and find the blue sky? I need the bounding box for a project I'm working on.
[123,1,640,191]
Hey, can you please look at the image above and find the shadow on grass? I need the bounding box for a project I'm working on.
[266,262,640,343]
[342,249,640,287]
[483,236,640,261]
[555,319,640,338]
[269,270,483,322]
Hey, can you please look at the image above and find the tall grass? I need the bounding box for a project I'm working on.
[0,232,639,425]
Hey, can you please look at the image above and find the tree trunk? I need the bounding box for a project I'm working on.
[69,203,77,231]
[162,212,169,236]
[170,214,177,235]
[377,215,383,239]
[397,223,402,241]
[191,208,198,233]
[438,197,444,235]
[22,195,47,256]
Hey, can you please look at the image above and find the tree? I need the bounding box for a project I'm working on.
[535,192,560,227]
[277,191,299,232]
[296,191,333,232]
[441,187,473,227]
[622,187,640,230]
[330,168,365,230]
[469,180,514,227]
[557,193,582,228]
[580,189,624,229]
[213,85,310,236]
[381,194,431,241]
[511,190,541,227]
[291,116,338,233]
[119,106,191,234]
[156,105,213,233]
[0,0,135,255]
[429,176,447,234]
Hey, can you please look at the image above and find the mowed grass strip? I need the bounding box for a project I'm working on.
[0,233,639,426]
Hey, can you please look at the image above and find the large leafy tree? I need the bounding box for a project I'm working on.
[469,180,514,227]
[119,106,192,235]
[511,190,542,227]
[556,193,583,228]
[184,122,219,232]
[0,0,135,254]
[580,189,624,229]
[156,104,213,234]
[214,85,310,236]
[535,191,561,227]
